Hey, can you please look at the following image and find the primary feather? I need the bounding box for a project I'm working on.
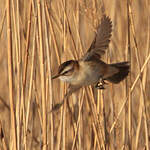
[82,15,112,61]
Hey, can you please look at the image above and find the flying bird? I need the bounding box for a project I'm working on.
[51,15,129,111]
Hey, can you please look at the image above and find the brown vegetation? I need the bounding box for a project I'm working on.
[0,0,149,149]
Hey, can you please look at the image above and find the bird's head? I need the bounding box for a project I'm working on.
[52,60,79,82]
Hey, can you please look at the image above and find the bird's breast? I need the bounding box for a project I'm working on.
[73,61,104,86]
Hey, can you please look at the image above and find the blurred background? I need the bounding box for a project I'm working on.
[0,0,149,149]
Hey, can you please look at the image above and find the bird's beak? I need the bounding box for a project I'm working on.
[51,74,60,79]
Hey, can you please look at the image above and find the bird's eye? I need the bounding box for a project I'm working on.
[63,70,69,74]
[62,68,73,76]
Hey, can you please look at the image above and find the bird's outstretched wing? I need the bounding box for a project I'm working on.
[82,15,112,61]
[50,84,82,112]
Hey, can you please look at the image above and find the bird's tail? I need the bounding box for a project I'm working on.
[106,62,129,83]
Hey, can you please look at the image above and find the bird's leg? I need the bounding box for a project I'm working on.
[95,77,107,90]
[49,93,69,113]
[49,85,81,113]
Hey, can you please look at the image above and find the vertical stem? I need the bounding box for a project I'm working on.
[45,3,61,65]
[7,0,17,150]
[21,1,32,149]
[16,0,21,149]
[100,90,106,150]
[62,1,66,149]
[75,1,81,149]
[25,14,36,136]
[37,0,47,150]
[11,0,21,148]
[87,87,105,149]
[43,1,54,150]
[127,0,132,148]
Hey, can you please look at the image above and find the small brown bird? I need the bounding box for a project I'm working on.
[52,15,129,111]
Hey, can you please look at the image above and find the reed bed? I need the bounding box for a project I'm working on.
[0,0,149,149]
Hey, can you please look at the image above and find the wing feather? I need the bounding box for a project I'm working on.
[82,15,112,61]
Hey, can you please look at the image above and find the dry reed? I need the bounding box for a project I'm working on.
[0,0,149,150]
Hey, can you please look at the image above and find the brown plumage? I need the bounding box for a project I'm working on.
[51,15,130,111]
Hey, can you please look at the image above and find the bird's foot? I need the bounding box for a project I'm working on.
[95,79,107,90]
[95,82,105,89]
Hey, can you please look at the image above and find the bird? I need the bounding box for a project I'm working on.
[51,15,129,111]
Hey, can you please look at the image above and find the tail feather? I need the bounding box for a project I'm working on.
[106,62,130,83]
